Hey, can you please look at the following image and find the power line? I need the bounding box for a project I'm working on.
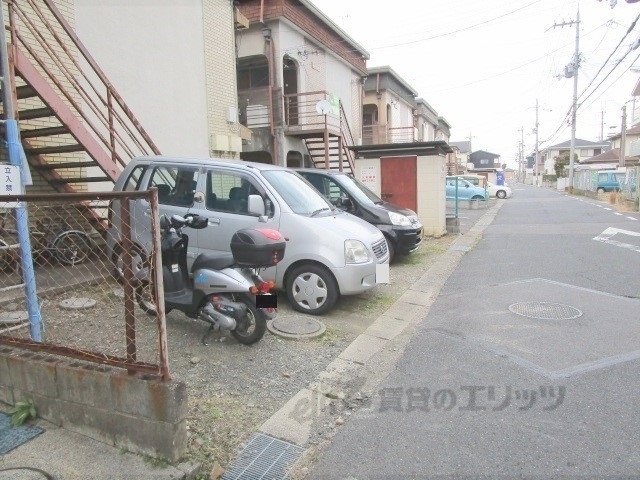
[576,12,640,106]
[577,39,638,112]
[580,51,640,112]
[364,0,543,50]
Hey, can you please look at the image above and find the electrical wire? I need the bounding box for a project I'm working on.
[578,43,638,113]
[518,14,639,153]
[580,51,640,112]
[276,0,548,59]
[362,0,544,50]
[576,12,640,106]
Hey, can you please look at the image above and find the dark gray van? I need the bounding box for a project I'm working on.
[294,169,423,261]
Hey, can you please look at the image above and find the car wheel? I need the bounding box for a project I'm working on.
[597,188,605,194]
[385,236,396,263]
[496,190,506,199]
[285,263,338,315]
[112,244,146,284]
[471,195,484,200]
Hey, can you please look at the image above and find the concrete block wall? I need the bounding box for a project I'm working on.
[0,346,187,462]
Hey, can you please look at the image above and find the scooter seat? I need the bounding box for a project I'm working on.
[191,252,237,272]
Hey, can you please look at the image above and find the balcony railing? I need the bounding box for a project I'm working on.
[238,89,354,134]
[283,90,342,133]
[362,124,417,145]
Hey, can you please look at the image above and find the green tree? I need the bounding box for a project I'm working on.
[553,152,578,178]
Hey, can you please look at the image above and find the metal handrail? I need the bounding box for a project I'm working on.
[280,90,356,172]
[5,0,160,178]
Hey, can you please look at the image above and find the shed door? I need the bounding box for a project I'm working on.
[380,156,417,211]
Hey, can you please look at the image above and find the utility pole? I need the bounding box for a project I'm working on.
[620,104,627,167]
[519,126,524,182]
[552,10,580,191]
[0,0,41,340]
[569,8,579,192]
[535,99,539,187]
[467,132,474,171]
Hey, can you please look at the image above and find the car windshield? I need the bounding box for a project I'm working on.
[262,170,333,215]
[337,175,382,206]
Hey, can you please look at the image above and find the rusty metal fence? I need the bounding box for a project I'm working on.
[0,190,168,379]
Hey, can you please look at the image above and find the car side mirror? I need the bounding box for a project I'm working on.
[339,196,353,209]
[248,194,266,217]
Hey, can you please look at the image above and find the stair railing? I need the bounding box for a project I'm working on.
[338,102,355,173]
[5,0,160,178]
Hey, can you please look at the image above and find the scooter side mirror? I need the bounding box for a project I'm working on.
[159,215,171,229]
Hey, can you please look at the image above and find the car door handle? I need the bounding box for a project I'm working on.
[208,217,220,225]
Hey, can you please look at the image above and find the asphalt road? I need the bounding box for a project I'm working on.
[307,184,640,479]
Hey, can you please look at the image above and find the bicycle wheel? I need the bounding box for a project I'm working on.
[52,231,92,265]
[0,238,16,271]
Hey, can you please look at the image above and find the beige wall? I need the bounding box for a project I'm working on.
[354,158,381,196]
[416,155,447,236]
[75,0,213,157]
[203,0,242,157]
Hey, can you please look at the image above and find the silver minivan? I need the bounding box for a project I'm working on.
[106,156,389,315]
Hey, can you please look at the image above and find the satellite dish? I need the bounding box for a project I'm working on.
[315,99,331,115]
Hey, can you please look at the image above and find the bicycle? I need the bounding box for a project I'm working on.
[0,210,94,270]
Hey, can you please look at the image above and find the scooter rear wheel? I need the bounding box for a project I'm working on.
[231,295,266,345]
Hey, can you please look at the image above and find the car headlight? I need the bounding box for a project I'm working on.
[389,211,411,226]
[345,239,370,264]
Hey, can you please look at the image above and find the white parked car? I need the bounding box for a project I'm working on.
[486,181,512,199]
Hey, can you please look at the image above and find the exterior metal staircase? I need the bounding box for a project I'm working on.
[282,91,356,174]
[1,0,160,228]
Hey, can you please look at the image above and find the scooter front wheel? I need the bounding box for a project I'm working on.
[231,295,266,345]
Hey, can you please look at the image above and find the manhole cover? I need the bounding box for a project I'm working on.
[59,297,97,310]
[0,311,28,324]
[267,317,326,339]
[508,302,582,320]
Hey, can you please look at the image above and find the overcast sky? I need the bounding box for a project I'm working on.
[309,0,640,166]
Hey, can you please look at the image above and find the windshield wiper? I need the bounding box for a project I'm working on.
[310,207,331,217]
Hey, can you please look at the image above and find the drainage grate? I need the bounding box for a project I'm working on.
[508,302,582,320]
[221,433,304,480]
